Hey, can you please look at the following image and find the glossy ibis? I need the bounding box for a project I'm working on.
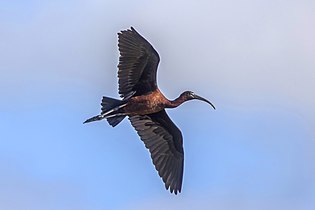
[84,27,215,194]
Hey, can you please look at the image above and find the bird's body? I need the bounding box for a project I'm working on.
[84,27,215,194]
[124,89,168,115]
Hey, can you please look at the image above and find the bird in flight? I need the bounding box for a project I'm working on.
[84,27,215,194]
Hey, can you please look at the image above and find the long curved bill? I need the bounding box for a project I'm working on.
[194,95,216,110]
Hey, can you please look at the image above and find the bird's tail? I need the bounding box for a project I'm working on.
[83,96,127,127]
[101,96,126,127]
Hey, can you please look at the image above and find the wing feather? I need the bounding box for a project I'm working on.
[117,27,160,99]
[129,110,184,194]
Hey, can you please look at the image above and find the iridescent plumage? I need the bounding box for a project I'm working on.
[84,27,215,194]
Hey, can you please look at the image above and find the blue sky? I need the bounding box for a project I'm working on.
[1,0,315,209]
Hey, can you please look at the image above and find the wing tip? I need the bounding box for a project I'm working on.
[118,26,136,35]
[164,182,182,195]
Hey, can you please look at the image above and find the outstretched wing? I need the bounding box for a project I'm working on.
[117,27,160,99]
[129,110,184,194]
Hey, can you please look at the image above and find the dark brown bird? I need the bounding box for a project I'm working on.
[84,27,215,194]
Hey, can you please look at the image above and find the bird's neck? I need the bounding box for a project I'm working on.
[167,95,187,108]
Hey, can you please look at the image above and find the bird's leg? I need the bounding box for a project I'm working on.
[83,115,103,124]
[105,113,126,118]
[100,103,127,118]
[84,104,127,124]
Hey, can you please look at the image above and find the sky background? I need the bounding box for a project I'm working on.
[1,0,315,209]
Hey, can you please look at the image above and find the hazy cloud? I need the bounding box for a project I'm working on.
[1,0,314,210]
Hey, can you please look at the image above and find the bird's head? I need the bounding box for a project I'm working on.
[181,91,216,109]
